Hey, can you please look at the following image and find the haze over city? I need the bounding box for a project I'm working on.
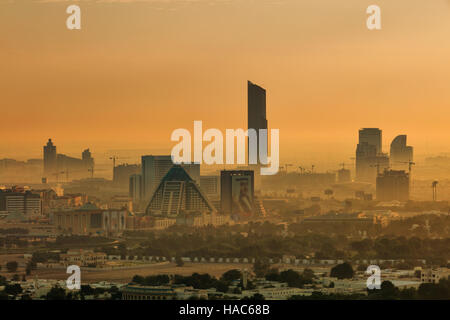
[3,0,450,165]
[0,0,449,305]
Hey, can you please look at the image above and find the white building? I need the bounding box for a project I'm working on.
[421,268,450,284]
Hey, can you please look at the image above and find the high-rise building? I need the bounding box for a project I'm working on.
[358,128,382,154]
[43,138,57,177]
[114,164,141,187]
[390,135,413,169]
[129,174,143,204]
[145,165,215,217]
[142,156,174,202]
[0,189,42,218]
[376,170,409,201]
[141,155,200,203]
[248,81,268,164]
[53,204,127,236]
[220,170,254,220]
[43,139,94,181]
[355,128,389,183]
[82,149,95,170]
[200,175,220,198]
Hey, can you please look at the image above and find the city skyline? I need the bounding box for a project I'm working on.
[1,0,450,306]
[2,1,450,160]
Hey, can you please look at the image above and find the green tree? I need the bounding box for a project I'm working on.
[330,262,354,279]
[4,284,22,296]
[175,256,184,267]
[379,281,399,299]
[221,269,242,283]
[302,268,316,282]
[46,286,68,300]
[6,261,18,273]
[253,259,270,278]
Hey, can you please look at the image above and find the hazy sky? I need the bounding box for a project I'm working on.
[2,0,450,168]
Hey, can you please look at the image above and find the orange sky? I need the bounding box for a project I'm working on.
[2,0,450,168]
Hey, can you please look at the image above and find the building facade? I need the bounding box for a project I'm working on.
[129,174,143,204]
[53,204,127,236]
[43,138,57,177]
[390,135,413,170]
[220,170,254,220]
[376,170,409,202]
[145,165,215,217]
[355,128,389,183]
[248,81,268,164]
[114,164,141,188]
[0,189,42,218]
[141,155,200,203]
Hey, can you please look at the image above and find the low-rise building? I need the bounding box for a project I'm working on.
[121,284,208,300]
[60,249,107,267]
[52,203,127,236]
[421,268,450,284]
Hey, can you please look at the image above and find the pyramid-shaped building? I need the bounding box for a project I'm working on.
[145,165,216,217]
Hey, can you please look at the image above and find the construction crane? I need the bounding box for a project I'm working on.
[432,181,438,201]
[109,155,131,178]
[109,155,121,181]
[109,155,119,168]
[370,163,384,175]
[339,162,352,170]
[396,161,415,176]
[298,166,305,174]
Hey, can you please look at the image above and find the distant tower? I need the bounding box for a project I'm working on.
[390,135,413,169]
[359,128,382,154]
[129,174,143,204]
[43,139,57,178]
[248,81,268,163]
[432,181,438,201]
[355,128,389,183]
[82,148,94,171]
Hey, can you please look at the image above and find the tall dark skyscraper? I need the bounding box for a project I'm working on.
[358,128,382,154]
[355,128,389,183]
[43,138,57,177]
[248,81,268,163]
